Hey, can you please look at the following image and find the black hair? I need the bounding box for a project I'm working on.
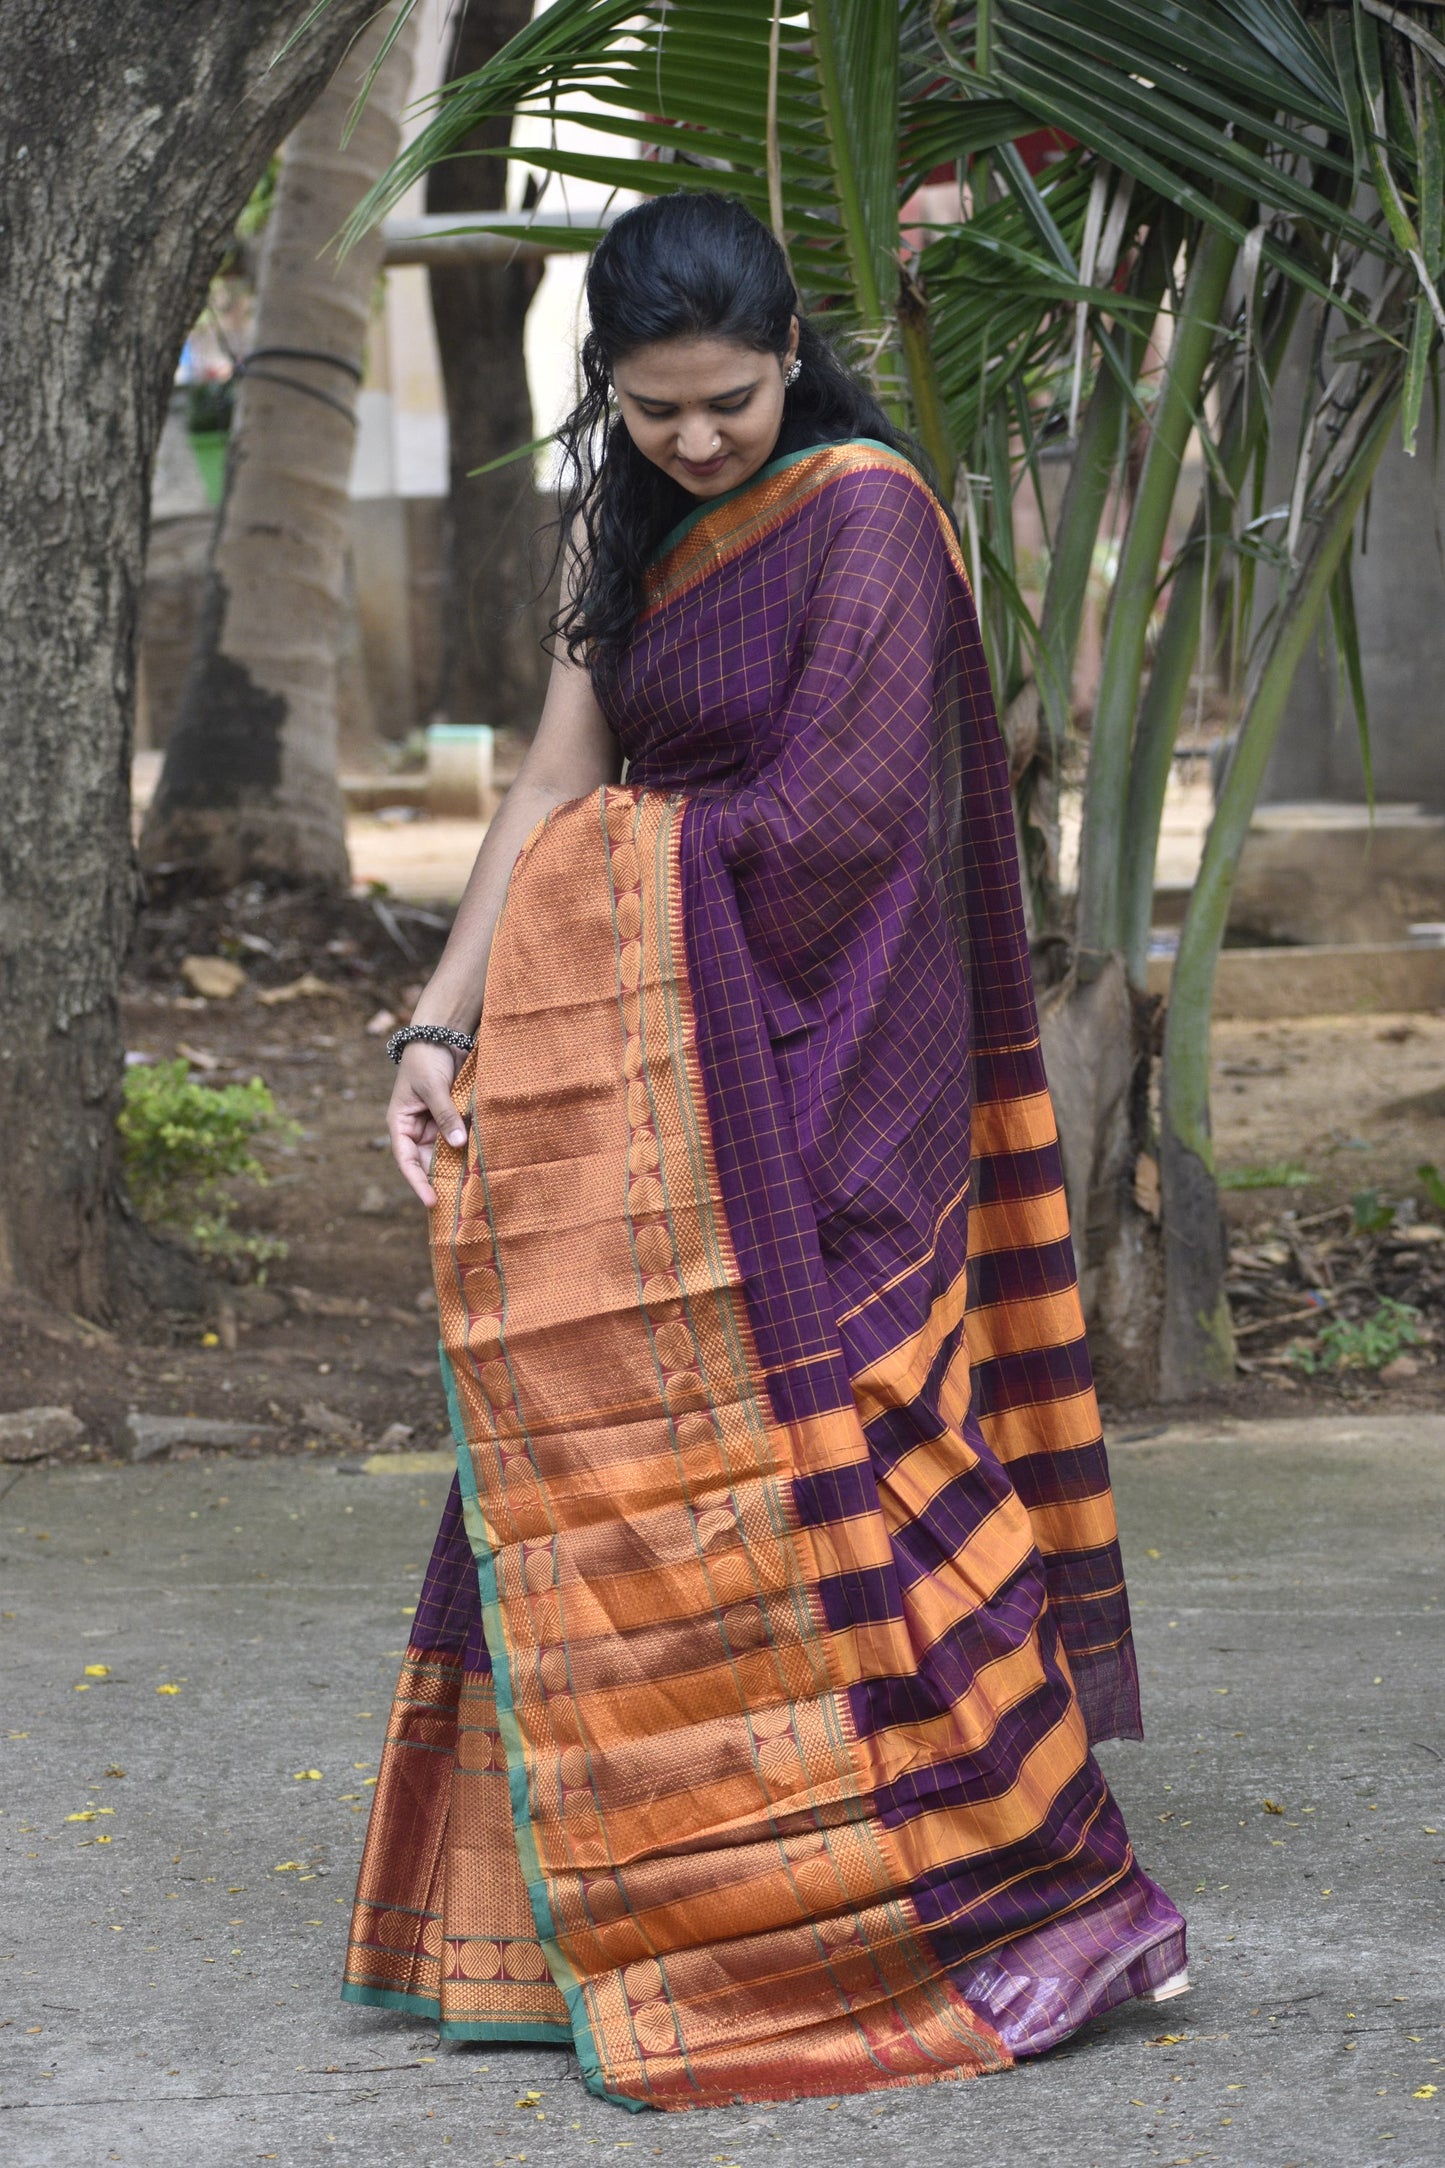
[549,190,931,674]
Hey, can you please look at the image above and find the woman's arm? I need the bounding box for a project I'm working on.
[389,646,620,1206]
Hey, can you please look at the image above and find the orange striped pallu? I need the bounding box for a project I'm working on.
[343,442,1186,2108]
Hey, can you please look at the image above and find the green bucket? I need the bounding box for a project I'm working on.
[189,430,229,508]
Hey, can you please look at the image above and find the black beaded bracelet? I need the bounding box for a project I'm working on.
[385,1023,476,1065]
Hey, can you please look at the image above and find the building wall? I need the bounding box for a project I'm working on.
[1261,310,1445,809]
[141,0,629,756]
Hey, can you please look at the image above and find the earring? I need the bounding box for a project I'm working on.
[785,357,802,387]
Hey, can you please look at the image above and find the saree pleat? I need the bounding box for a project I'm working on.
[343,441,1185,2105]
[343,1489,570,2038]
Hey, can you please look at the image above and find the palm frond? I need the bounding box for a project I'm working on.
[311,0,1444,929]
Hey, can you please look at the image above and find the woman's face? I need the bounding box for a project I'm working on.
[610,320,800,499]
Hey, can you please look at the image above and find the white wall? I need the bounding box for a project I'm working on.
[356,0,638,500]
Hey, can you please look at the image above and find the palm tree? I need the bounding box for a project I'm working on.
[141,4,419,891]
[336,0,1444,1392]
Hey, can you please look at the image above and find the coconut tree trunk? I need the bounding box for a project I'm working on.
[0,0,379,1319]
[426,0,549,739]
[142,5,417,890]
[1038,954,1160,1400]
[1026,228,1240,1401]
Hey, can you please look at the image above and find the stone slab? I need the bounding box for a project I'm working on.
[0,1407,85,1463]
[1230,805,1445,947]
[338,774,427,815]
[113,1413,281,1463]
[1148,941,1445,1018]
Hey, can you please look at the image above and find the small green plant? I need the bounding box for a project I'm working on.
[119,1060,296,1278]
[234,154,279,244]
[1417,1163,1445,1216]
[1288,1297,1422,1377]
[182,1211,289,1276]
[1218,1162,1311,1192]
[1351,1188,1396,1235]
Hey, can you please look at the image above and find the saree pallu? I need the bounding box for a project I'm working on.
[343,441,1186,2108]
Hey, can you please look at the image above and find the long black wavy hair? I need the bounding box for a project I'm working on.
[551,190,932,674]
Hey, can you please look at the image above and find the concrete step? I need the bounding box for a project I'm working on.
[1148,939,1445,1018]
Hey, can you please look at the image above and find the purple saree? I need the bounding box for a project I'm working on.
[343,440,1186,2106]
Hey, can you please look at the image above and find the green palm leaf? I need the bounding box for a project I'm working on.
[341,3,867,309]
[809,0,902,332]
[978,4,1376,292]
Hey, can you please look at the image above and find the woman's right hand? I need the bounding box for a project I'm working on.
[382,648,619,1210]
[388,1042,469,1210]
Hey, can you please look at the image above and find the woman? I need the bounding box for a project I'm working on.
[342,192,1186,2109]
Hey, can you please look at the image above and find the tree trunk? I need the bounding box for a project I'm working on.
[1039,959,1161,1404]
[141,6,417,891]
[0,0,380,1318]
[426,0,551,738]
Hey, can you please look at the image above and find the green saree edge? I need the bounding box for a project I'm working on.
[340,1982,570,2043]
[339,1983,435,2021]
[649,436,910,563]
[441,1348,646,2114]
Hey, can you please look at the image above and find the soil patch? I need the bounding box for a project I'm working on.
[3,887,457,1470]
[1193,1010,1445,1416]
[5,903,1444,1460]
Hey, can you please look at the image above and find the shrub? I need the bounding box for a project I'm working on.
[119,1060,296,1276]
[1351,1187,1396,1234]
[1417,1162,1445,1216]
[1288,1297,1422,1377]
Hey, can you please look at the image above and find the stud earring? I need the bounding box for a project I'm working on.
[785,357,802,387]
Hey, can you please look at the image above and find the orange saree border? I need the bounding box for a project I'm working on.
[644,440,969,621]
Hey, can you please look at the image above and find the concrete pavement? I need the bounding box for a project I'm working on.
[1,1416,1441,2167]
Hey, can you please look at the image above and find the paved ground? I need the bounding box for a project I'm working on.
[1,1416,1440,2167]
